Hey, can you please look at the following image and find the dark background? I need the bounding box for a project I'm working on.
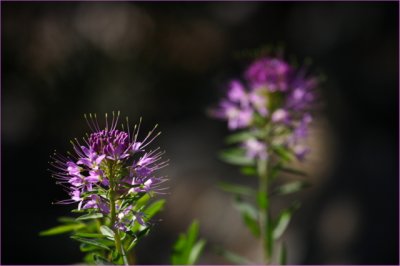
[1,2,399,265]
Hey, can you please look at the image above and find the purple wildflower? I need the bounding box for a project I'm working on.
[286,75,317,112]
[249,88,268,117]
[271,109,290,124]
[50,112,167,230]
[212,56,318,162]
[293,145,310,161]
[245,57,292,91]
[243,138,267,160]
[213,100,253,130]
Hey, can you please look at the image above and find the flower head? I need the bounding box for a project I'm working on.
[212,56,318,162]
[245,57,292,92]
[50,112,167,230]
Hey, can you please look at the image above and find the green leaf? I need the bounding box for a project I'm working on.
[112,249,122,262]
[171,220,206,265]
[279,166,308,177]
[120,183,142,189]
[173,234,187,251]
[188,239,206,265]
[273,210,291,240]
[39,223,85,236]
[271,145,294,162]
[225,130,262,144]
[80,243,102,252]
[233,197,258,220]
[279,242,287,265]
[126,237,138,252]
[186,221,199,249]
[70,236,111,250]
[93,254,110,265]
[134,193,151,211]
[240,166,257,176]
[136,226,151,239]
[219,149,254,166]
[71,209,86,213]
[243,213,260,237]
[74,232,105,239]
[275,180,311,195]
[83,252,98,264]
[76,212,103,221]
[233,197,259,237]
[219,182,255,196]
[57,216,79,224]
[144,199,165,220]
[215,247,254,265]
[100,225,115,240]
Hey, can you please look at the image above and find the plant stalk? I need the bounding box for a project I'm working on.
[258,158,271,265]
[109,163,129,265]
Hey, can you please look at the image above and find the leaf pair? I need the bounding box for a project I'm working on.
[171,220,206,265]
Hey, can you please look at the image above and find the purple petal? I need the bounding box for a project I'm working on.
[132,142,142,152]
[135,213,146,226]
[136,166,152,177]
[271,109,289,124]
[95,154,106,165]
[80,146,92,158]
[69,176,83,187]
[77,158,92,167]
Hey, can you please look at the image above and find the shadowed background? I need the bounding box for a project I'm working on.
[1,2,399,265]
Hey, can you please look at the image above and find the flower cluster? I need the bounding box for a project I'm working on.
[213,57,318,161]
[50,112,167,231]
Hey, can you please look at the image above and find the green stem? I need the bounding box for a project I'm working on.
[109,164,129,265]
[258,158,272,264]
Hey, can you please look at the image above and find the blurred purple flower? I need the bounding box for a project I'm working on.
[245,57,292,92]
[213,101,253,130]
[243,138,267,160]
[271,108,290,124]
[249,89,268,117]
[211,56,318,162]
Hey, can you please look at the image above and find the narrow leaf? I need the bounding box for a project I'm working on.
[233,198,258,220]
[219,182,254,196]
[133,193,150,211]
[240,166,257,176]
[273,210,291,240]
[225,130,261,144]
[234,197,260,237]
[100,225,115,239]
[76,212,103,221]
[279,166,308,177]
[70,236,111,250]
[57,216,79,224]
[93,254,110,265]
[80,243,100,252]
[173,234,186,251]
[144,199,165,220]
[219,149,254,166]
[275,181,310,195]
[39,223,85,236]
[83,252,98,264]
[216,248,254,265]
[187,220,199,247]
[74,232,105,239]
[171,220,206,265]
[126,237,138,252]
[272,145,294,162]
[188,240,206,265]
